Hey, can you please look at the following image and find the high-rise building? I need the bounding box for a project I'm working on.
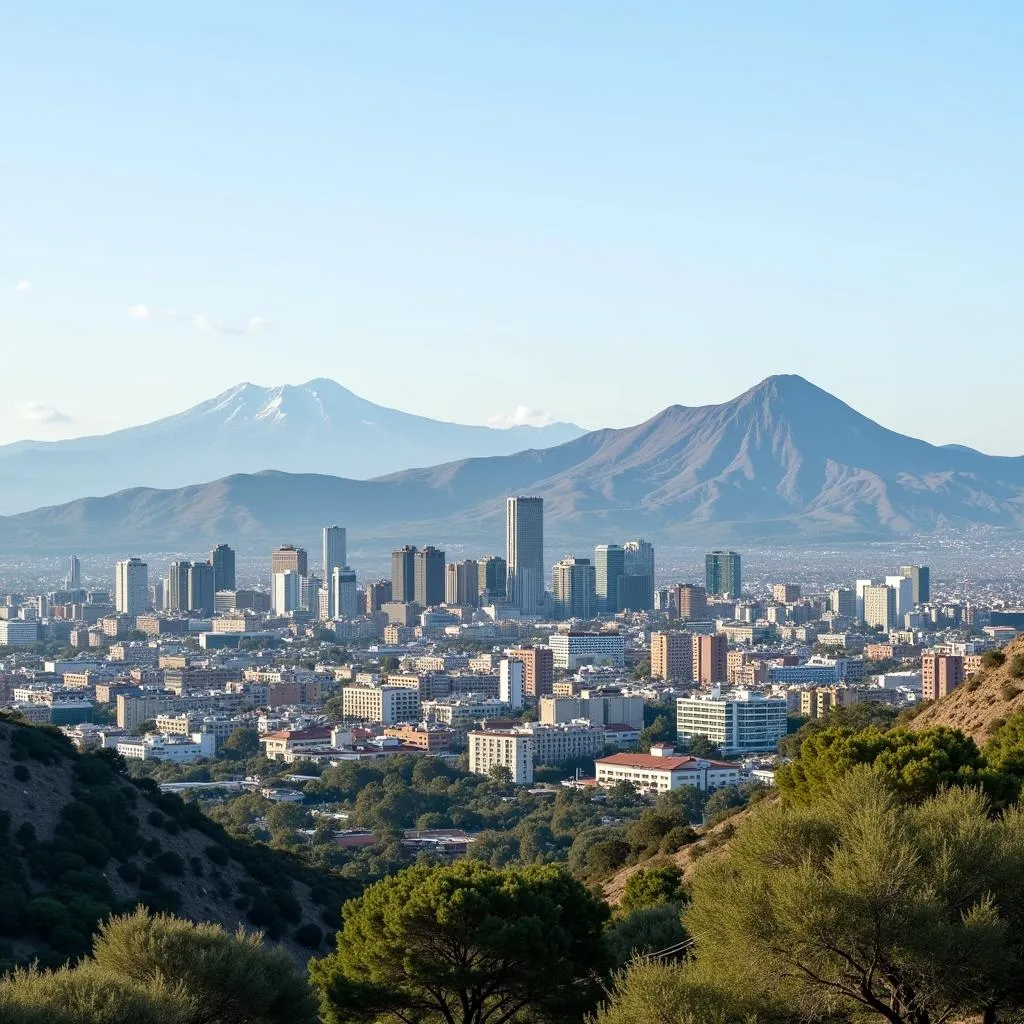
[855,579,874,622]
[211,544,236,592]
[705,551,741,597]
[66,555,81,590]
[506,497,544,615]
[273,570,301,614]
[271,545,307,580]
[507,646,555,697]
[330,566,358,619]
[863,585,897,631]
[186,561,215,616]
[477,555,508,603]
[921,653,964,701]
[114,558,148,617]
[322,526,347,583]
[885,575,914,622]
[829,588,856,618]
[414,546,445,607]
[623,539,655,610]
[167,561,191,613]
[675,584,708,621]
[499,658,525,710]
[900,565,930,605]
[651,631,693,682]
[367,580,393,613]
[445,560,479,606]
[618,574,654,612]
[772,584,801,604]
[391,546,417,603]
[594,544,625,614]
[149,579,164,612]
[693,633,728,686]
[552,557,596,619]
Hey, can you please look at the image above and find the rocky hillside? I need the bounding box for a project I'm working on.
[909,637,1024,745]
[0,715,354,970]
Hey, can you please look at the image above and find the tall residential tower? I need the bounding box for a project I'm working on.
[506,496,544,615]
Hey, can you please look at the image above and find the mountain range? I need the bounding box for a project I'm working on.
[0,378,583,514]
[3,374,1023,554]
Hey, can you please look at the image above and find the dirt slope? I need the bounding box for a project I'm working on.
[909,637,1024,745]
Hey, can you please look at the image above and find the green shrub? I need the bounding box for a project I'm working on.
[205,844,229,866]
[189,856,204,877]
[983,649,1007,669]
[13,764,30,783]
[294,922,323,949]
[117,861,140,883]
[1001,680,1022,701]
[153,851,185,876]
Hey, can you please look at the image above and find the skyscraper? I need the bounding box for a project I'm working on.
[414,546,445,607]
[552,557,596,619]
[271,545,307,580]
[211,544,236,592]
[367,580,393,613]
[114,558,148,616]
[855,579,874,622]
[445,560,479,606]
[187,561,215,616]
[167,561,191,613]
[885,575,914,622]
[477,555,508,604]
[705,550,741,597]
[594,544,625,614]
[900,565,930,605]
[322,526,347,583]
[331,566,358,619]
[66,555,81,590]
[623,539,655,609]
[863,585,897,631]
[273,570,301,614]
[391,546,417,603]
[506,496,544,615]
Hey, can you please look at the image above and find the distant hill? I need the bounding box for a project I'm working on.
[0,378,584,514]
[4,373,1024,552]
[0,716,350,969]
[910,637,1024,744]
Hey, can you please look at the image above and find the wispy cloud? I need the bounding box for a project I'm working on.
[129,304,269,335]
[14,280,32,292]
[488,406,558,429]
[17,402,73,426]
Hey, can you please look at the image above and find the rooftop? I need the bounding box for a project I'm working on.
[596,752,741,771]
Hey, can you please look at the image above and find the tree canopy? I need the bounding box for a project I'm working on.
[309,861,611,1024]
[683,768,1024,1024]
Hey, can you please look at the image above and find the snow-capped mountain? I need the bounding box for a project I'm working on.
[0,378,583,513]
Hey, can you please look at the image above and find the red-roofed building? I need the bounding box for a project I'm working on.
[262,726,333,761]
[594,746,741,793]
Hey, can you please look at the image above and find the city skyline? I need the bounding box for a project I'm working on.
[4,6,1024,452]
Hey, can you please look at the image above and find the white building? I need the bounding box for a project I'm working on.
[330,566,358,619]
[468,730,535,784]
[273,570,301,615]
[885,575,915,621]
[594,747,742,794]
[117,732,216,763]
[499,658,524,710]
[539,692,645,730]
[115,558,148,616]
[341,685,421,725]
[548,631,625,670]
[676,688,788,755]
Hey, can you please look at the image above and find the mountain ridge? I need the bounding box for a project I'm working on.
[0,378,584,514]
[4,373,1024,552]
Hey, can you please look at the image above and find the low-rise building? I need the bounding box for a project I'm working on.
[594,747,742,793]
[341,685,421,725]
[467,730,535,784]
[383,723,453,752]
[548,632,625,670]
[117,732,216,763]
[262,726,334,761]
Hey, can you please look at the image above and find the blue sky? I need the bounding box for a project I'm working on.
[2,2,1023,450]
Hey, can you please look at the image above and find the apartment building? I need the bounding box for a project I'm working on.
[676,689,788,754]
[594,747,741,793]
[341,685,421,725]
[468,730,535,784]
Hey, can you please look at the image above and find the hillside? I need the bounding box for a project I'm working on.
[0,715,353,969]
[5,374,1024,552]
[0,378,583,514]
[909,636,1024,744]
[602,802,767,906]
